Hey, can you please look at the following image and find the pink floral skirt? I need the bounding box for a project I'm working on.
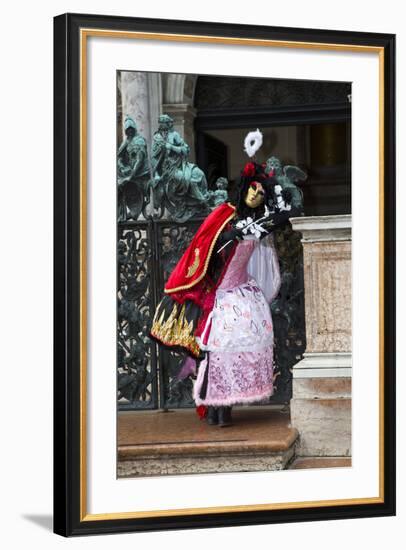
[193,278,274,407]
[193,346,274,406]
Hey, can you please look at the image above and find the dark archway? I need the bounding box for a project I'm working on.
[194,75,351,216]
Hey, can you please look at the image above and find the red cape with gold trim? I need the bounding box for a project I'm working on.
[164,202,236,295]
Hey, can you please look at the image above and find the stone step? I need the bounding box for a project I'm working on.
[118,406,299,477]
[289,456,352,469]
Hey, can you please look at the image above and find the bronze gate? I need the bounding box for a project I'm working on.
[117,217,306,410]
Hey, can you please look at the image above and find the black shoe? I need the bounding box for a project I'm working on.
[218,406,233,427]
[206,406,218,425]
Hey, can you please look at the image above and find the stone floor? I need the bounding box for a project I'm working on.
[117,407,350,477]
[118,406,295,452]
[117,407,282,477]
[118,406,299,477]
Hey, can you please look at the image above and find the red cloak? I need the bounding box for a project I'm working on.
[164,202,236,297]
[150,202,236,358]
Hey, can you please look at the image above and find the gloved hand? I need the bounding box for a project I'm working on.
[261,206,301,232]
[215,226,244,252]
[219,226,244,243]
[236,217,268,239]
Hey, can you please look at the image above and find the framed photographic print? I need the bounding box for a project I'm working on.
[53,13,396,536]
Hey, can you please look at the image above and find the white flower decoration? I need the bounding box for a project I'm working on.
[236,216,267,239]
[244,129,263,158]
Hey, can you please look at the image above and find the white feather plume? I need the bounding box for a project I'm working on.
[244,129,263,157]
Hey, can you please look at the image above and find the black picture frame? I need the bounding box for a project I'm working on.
[54,12,396,536]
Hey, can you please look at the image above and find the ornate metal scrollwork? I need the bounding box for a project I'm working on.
[117,220,204,410]
[271,224,306,402]
[156,221,202,408]
[117,218,306,410]
[117,224,157,409]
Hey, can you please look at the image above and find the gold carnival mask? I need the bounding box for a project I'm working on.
[244,181,265,209]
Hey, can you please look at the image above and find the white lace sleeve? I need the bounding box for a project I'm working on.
[247,234,281,303]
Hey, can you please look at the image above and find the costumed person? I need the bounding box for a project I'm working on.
[150,129,301,427]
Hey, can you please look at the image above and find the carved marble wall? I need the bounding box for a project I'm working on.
[290,215,352,457]
[304,241,351,352]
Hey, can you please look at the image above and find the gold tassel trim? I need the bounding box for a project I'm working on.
[150,301,200,357]
[186,248,200,278]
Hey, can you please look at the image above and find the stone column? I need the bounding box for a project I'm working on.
[119,72,163,144]
[147,73,163,138]
[162,103,197,162]
[289,215,352,457]
[120,71,153,146]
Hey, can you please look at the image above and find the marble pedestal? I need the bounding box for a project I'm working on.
[290,215,352,457]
